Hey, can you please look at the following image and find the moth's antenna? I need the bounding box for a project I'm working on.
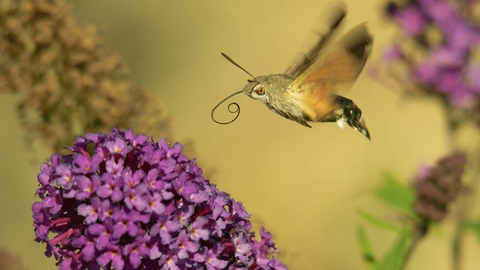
[221,53,256,80]
[211,90,244,125]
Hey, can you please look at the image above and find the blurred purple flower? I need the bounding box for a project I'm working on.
[412,152,466,222]
[384,44,404,62]
[32,128,285,270]
[378,0,480,124]
[397,7,427,35]
[466,65,480,93]
[413,62,440,85]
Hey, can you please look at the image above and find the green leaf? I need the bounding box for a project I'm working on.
[375,172,415,216]
[377,226,412,270]
[357,208,400,231]
[465,222,480,244]
[357,225,377,270]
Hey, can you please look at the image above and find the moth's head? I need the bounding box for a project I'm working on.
[242,74,292,102]
[242,77,268,102]
[211,53,293,125]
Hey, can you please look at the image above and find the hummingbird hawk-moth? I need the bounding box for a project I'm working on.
[211,5,372,140]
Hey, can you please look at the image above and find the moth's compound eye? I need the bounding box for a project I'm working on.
[253,84,266,96]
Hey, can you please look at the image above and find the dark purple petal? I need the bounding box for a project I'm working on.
[105,158,125,177]
[75,175,100,200]
[55,165,73,187]
[190,217,209,241]
[105,137,130,155]
[73,154,93,174]
[146,193,165,215]
[466,65,480,93]
[413,62,440,84]
[125,129,148,147]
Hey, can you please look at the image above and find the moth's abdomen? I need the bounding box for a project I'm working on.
[319,95,371,140]
[295,85,337,122]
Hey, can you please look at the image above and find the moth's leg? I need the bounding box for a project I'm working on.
[296,117,312,128]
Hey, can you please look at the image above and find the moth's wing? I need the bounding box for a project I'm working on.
[290,23,373,121]
[284,3,347,78]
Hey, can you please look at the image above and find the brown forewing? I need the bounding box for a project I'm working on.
[291,24,372,121]
[285,3,347,78]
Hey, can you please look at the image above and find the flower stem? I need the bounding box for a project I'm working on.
[443,103,464,270]
[452,203,466,270]
[452,161,480,270]
[443,103,459,152]
[438,102,463,270]
[401,220,428,270]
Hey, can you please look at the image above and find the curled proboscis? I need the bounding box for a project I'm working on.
[211,90,244,125]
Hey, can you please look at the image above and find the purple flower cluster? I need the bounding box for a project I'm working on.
[380,0,480,123]
[412,152,466,222]
[32,128,286,270]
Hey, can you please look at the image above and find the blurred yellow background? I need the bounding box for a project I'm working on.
[1,0,479,269]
